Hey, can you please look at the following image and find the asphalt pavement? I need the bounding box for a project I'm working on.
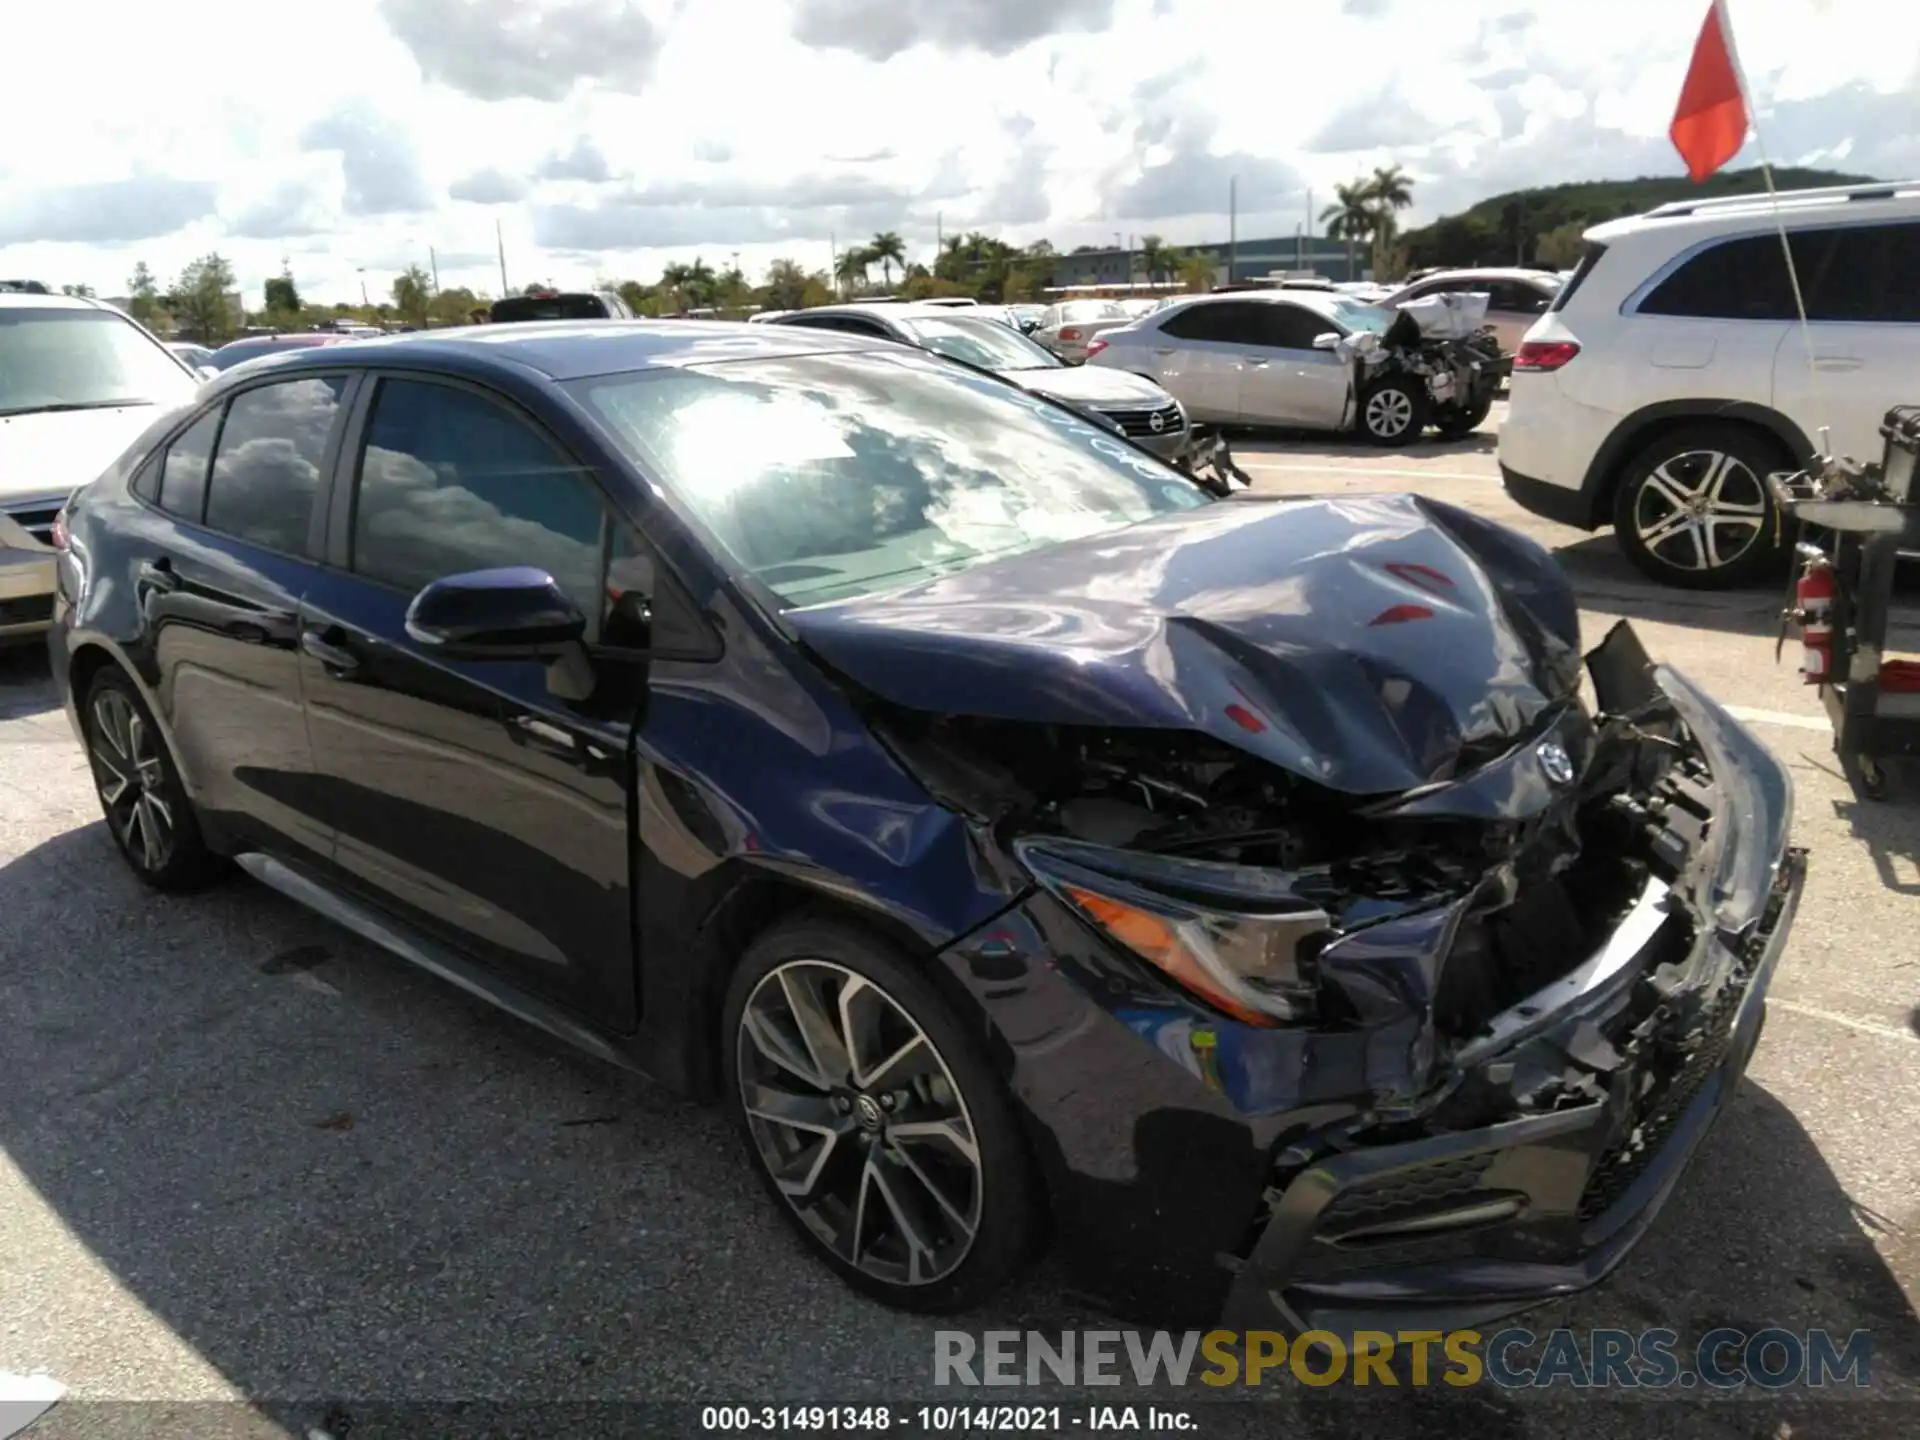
[2,406,1917,1439]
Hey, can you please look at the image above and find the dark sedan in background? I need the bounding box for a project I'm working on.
[769,302,1192,461]
[46,320,1802,1329]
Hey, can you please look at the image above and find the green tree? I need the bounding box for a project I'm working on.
[684,259,717,307]
[1363,165,1415,275]
[1138,235,1169,284]
[172,253,238,345]
[868,230,906,289]
[763,258,809,311]
[1534,221,1587,269]
[263,273,301,315]
[1177,250,1217,293]
[1320,180,1375,280]
[392,264,433,326]
[428,285,483,327]
[126,263,163,326]
[834,246,871,296]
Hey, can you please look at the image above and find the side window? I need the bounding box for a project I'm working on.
[841,318,895,338]
[1638,234,1795,320]
[155,407,221,521]
[1804,223,1920,323]
[1161,303,1262,343]
[1255,304,1336,350]
[350,378,610,632]
[203,376,346,555]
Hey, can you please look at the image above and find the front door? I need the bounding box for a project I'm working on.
[139,374,352,867]
[1237,302,1352,430]
[1146,302,1270,422]
[297,374,643,1028]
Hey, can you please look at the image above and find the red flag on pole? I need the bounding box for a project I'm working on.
[1671,0,1751,182]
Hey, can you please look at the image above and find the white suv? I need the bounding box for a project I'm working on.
[1498,181,1920,588]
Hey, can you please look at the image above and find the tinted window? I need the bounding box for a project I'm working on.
[351,379,609,623]
[569,349,1208,608]
[158,408,221,520]
[488,294,611,323]
[1804,223,1920,322]
[1488,281,1552,314]
[203,377,345,554]
[1549,245,1607,313]
[1160,302,1267,343]
[1254,303,1338,350]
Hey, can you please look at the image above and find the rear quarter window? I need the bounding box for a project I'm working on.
[1548,245,1608,313]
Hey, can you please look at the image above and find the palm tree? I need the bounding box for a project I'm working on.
[1363,165,1415,277]
[1320,180,1375,281]
[659,262,693,310]
[685,259,717,307]
[868,231,906,289]
[1177,250,1216,293]
[834,246,871,296]
[935,234,967,281]
[1138,234,1169,285]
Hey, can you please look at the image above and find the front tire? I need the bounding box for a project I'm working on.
[1358,374,1428,447]
[722,915,1037,1314]
[1433,392,1494,440]
[1612,424,1788,589]
[83,667,223,891]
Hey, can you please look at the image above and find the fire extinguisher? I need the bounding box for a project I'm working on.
[1795,553,1836,685]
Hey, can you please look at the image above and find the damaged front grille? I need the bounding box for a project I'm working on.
[1313,1153,1497,1238]
[1576,984,1742,1224]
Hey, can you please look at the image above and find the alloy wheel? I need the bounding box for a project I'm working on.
[1365,387,1414,438]
[1629,449,1769,574]
[89,688,175,873]
[736,959,983,1288]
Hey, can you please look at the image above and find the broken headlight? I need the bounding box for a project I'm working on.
[1014,837,1331,1026]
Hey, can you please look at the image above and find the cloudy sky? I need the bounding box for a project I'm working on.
[1,0,1914,306]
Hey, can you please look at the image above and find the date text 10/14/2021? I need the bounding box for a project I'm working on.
[700,1407,1195,1432]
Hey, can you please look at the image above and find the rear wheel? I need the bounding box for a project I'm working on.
[1358,375,1428,447]
[1612,424,1788,589]
[83,668,223,890]
[722,916,1037,1313]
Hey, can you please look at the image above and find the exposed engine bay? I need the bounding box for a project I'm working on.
[1336,293,1503,434]
[877,621,1723,1054]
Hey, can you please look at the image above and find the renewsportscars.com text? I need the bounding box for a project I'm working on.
[934,1328,1873,1390]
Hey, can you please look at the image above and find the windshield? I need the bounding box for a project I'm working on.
[0,308,196,416]
[899,314,1063,371]
[569,350,1209,608]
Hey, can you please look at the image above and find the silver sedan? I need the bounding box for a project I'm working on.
[1029,300,1137,363]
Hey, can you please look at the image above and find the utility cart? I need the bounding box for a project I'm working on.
[1772,406,1920,800]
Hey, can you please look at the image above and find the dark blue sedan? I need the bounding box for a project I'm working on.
[46,320,1803,1327]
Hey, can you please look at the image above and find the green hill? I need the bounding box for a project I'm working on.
[1401,166,1878,270]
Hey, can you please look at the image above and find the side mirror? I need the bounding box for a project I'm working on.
[1312,332,1341,351]
[406,567,586,656]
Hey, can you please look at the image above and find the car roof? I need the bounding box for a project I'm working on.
[1585,179,1920,244]
[1400,267,1556,284]
[209,318,878,384]
[0,291,120,313]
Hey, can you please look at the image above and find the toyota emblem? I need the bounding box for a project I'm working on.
[1149,411,1166,433]
[1537,740,1575,786]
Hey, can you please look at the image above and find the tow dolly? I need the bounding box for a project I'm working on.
[1772,406,1920,801]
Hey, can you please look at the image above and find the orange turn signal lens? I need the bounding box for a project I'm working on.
[1064,885,1278,1027]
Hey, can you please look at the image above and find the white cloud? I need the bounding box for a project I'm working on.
[0,0,1911,305]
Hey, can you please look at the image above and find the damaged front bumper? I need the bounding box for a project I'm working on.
[938,643,1804,1332]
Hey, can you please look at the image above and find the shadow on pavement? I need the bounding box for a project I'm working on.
[1830,777,1920,896]
[0,642,59,719]
[2,822,1918,1435]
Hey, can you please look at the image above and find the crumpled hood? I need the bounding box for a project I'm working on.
[0,405,161,503]
[789,493,1585,795]
[1005,365,1170,409]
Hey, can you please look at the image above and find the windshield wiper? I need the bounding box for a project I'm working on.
[0,398,151,418]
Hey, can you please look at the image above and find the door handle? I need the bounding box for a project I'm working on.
[136,558,178,593]
[300,628,363,677]
[1246,358,1270,368]
[1152,347,1176,357]
[1812,356,1862,372]
[508,714,581,758]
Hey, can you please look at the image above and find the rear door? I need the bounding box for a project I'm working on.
[296,372,645,1027]
[136,373,353,867]
[1628,233,1792,425]
[1238,302,1351,429]
[1146,302,1270,422]
[1769,220,1920,464]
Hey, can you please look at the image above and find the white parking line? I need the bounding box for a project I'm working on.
[1769,998,1920,1045]
[1233,460,1496,482]
[1722,705,1831,733]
